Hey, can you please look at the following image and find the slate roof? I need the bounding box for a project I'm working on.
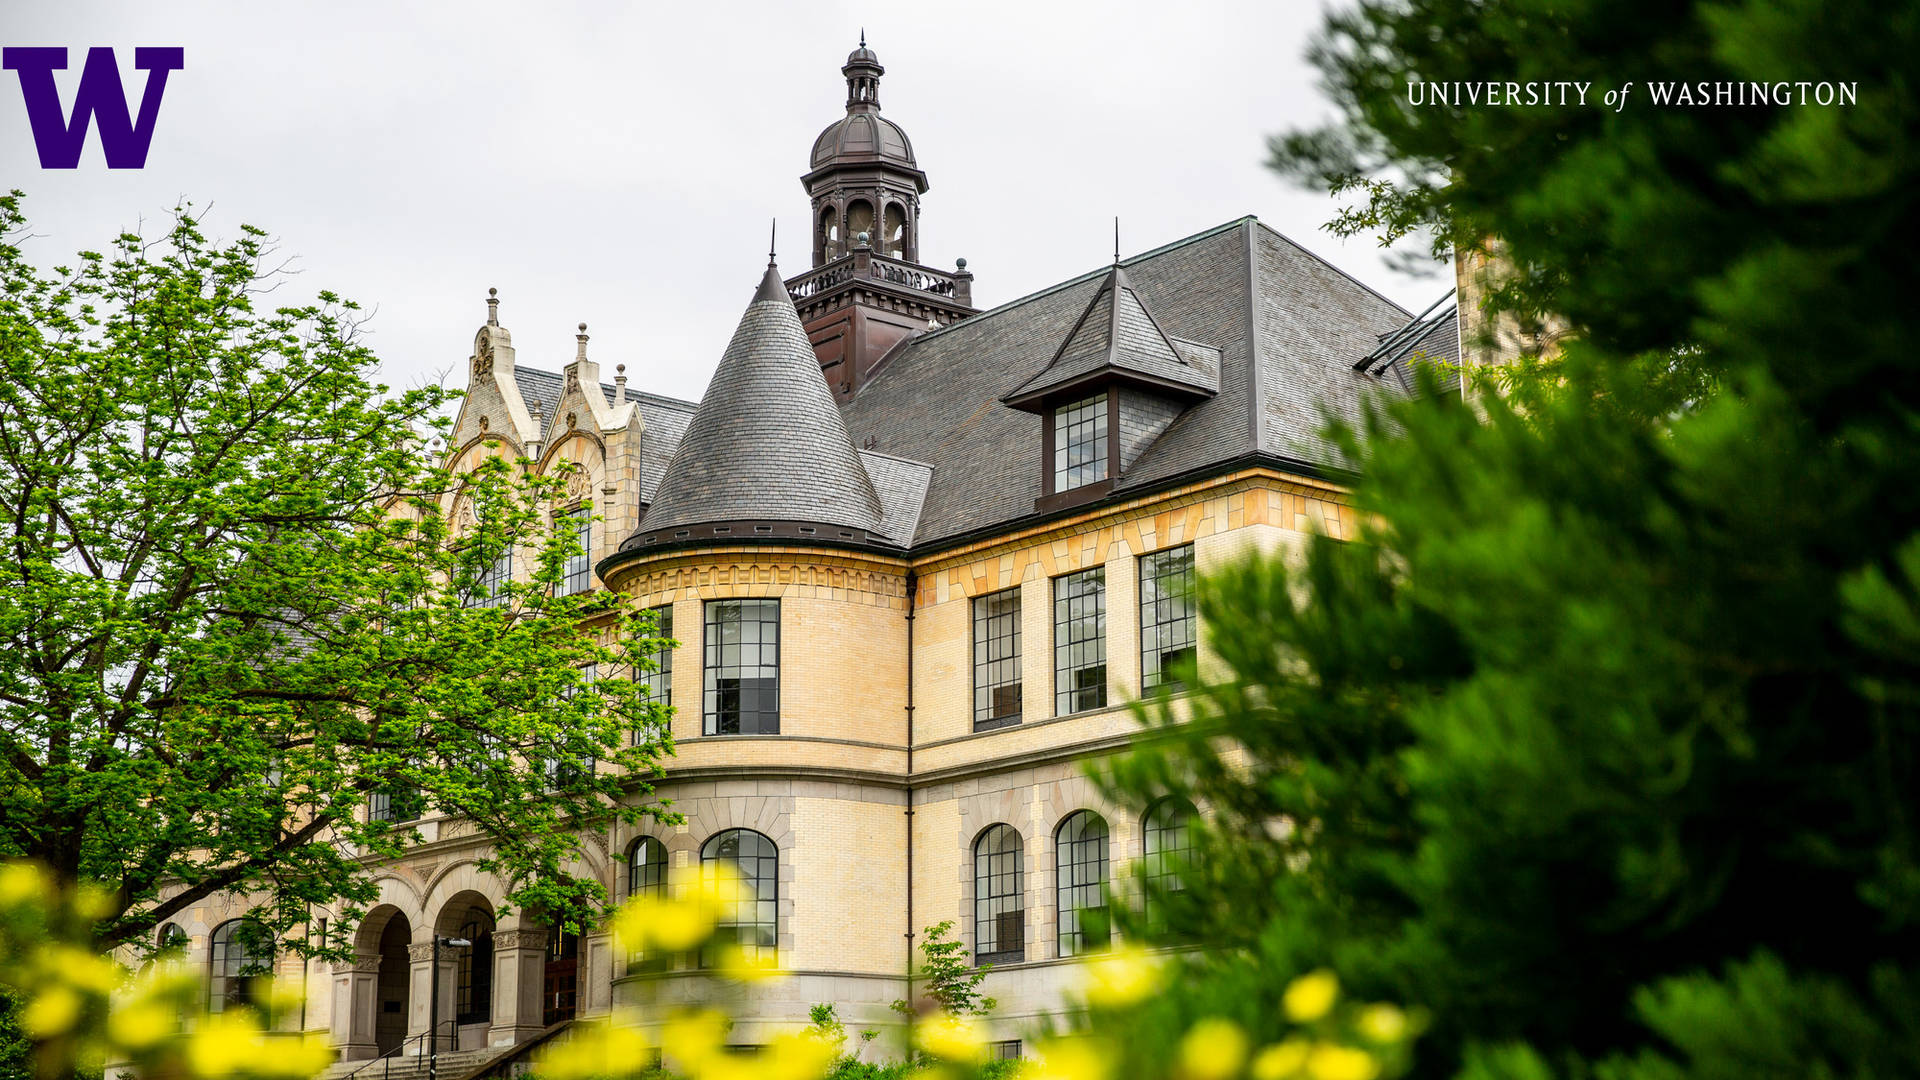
[1002,264,1218,408]
[838,217,1415,548]
[1369,305,1462,398]
[625,263,888,545]
[513,366,698,503]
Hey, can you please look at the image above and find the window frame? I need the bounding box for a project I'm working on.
[699,829,779,967]
[207,919,273,1014]
[972,823,1026,966]
[1139,544,1198,693]
[1050,392,1111,493]
[453,911,494,1025]
[1054,811,1110,958]
[1142,797,1196,933]
[625,836,669,968]
[635,605,674,743]
[971,589,1023,730]
[702,599,781,736]
[557,505,593,596]
[1052,568,1108,716]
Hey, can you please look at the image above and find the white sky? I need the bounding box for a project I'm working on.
[2,0,1447,404]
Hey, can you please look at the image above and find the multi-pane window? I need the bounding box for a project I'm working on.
[1053,569,1107,715]
[701,829,778,966]
[973,824,1025,965]
[469,547,513,608]
[453,912,494,1025]
[369,785,424,824]
[1055,811,1110,957]
[704,600,779,735]
[626,837,669,968]
[558,508,592,595]
[548,664,598,786]
[207,920,273,1013]
[1140,545,1198,692]
[636,605,673,724]
[1143,798,1196,932]
[972,590,1022,730]
[993,1042,1024,1062]
[544,925,579,1025]
[1051,393,1109,492]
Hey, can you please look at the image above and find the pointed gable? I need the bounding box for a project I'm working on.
[1001,264,1218,412]
[612,262,894,554]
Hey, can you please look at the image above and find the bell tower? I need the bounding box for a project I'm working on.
[787,36,978,402]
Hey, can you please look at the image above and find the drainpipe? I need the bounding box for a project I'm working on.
[903,570,917,1023]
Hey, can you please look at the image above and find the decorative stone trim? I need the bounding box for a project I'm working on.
[331,953,383,975]
[492,929,548,951]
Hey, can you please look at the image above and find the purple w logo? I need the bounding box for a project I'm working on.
[4,47,185,168]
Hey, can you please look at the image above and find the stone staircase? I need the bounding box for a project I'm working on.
[316,1046,512,1080]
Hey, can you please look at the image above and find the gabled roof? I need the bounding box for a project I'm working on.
[1000,263,1217,410]
[512,366,698,503]
[617,263,889,551]
[839,217,1414,548]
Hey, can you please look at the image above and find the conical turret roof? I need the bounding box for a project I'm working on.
[618,262,886,550]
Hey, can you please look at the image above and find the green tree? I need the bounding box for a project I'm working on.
[0,193,675,963]
[1097,0,1920,1077]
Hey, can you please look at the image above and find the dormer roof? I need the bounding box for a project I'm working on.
[1000,263,1219,412]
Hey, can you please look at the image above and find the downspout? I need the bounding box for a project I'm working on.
[903,570,918,1019]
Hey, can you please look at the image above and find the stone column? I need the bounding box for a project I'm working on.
[580,931,613,1017]
[330,952,382,1061]
[404,942,457,1055]
[487,929,548,1047]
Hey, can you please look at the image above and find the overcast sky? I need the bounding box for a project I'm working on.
[2,0,1446,404]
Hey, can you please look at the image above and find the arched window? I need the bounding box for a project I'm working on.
[846,200,874,246]
[973,824,1025,965]
[626,836,669,968]
[700,829,778,966]
[1055,811,1110,957]
[208,919,273,1013]
[882,203,907,259]
[156,923,188,959]
[454,909,494,1026]
[819,206,839,259]
[1143,797,1196,931]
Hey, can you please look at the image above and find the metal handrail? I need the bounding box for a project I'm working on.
[337,1021,463,1080]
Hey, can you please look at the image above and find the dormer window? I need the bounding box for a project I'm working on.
[1052,393,1110,492]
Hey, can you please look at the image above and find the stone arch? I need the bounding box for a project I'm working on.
[675,785,797,957]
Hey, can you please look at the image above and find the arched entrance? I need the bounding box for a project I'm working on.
[434,893,496,1049]
[373,912,412,1055]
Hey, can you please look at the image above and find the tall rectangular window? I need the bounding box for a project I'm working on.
[1140,545,1197,692]
[548,664,597,786]
[468,548,512,608]
[1052,393,1109,492]
[704,599,780,735]
[558,508,592,595]
[1053,568,1107,715]
[637,604,673,712]
[972,589,1022,730]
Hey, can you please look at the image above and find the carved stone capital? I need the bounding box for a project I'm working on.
[491,929,548,952]
[405,943,437,963]
[332,953,383,975]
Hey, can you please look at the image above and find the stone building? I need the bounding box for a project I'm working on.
[157,40,1463,1071]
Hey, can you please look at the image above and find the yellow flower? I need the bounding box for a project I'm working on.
[1251,1039,1311,1080]
[662,1010,729,1072]
[41,944,124,993]
[266,1035,339,1079]
[539,1019,652,1080]
[0,861,47,907]
[762,1031,838,1080]
[106,998,178,1050]
[73,882,118,921]
[1081,943,1165,1008]
[1355,1004,1407,1043]
[20,985,83,1038]
[624,895,718,953]
[1179,1017,1250,1080]
[713,943,782,984]
[1030,1036,1114,1080]
[1306,1044,1379,1080]
[916,1014,988,1064]
[1283,970,1339,1023]
[186,1012,266,1077]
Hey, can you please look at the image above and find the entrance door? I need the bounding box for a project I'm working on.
[542,925,578,1026]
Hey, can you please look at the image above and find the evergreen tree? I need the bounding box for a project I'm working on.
[1100,0,1920,1077]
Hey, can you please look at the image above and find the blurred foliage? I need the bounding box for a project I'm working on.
[1099,0,1920,1078]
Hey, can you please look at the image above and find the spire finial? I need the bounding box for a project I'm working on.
[860,27,866,47]
[486,287,499,326]
[769,218,778,266]
[575,322,589,361]
[1114,217,1121,265]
